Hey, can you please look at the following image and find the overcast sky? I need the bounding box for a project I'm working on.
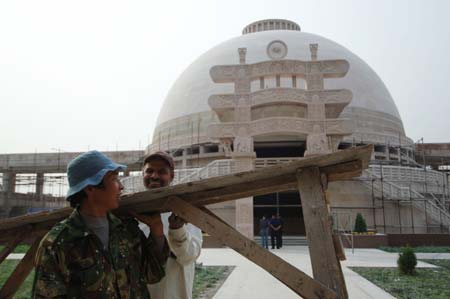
[0,0,448,154]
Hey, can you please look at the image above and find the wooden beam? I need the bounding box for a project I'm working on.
[333,233,346,261]
[0,228,27,264]
[168,196,338,299]
[297,167,348,299]
[0,145,373,240]
[320,159,363,182]
[0,234,42,299]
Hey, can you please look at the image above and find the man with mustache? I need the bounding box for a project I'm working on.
[139,151,203,299]
[32,150,169,299]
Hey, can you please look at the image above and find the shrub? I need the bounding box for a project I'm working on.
[354,213,368,233]
[397,246,417,275]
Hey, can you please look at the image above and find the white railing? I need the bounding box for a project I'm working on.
[361,167,450,229]
[121,175,146,194]
[332,212,354,254]
[172,168,201,185]
[368,165,448,195]
[177,157,303,185]
[363,166,449,212]
[178,160,236,184]
[254,157,302,169]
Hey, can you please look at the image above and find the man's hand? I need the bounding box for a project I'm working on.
[130,211,164,237]
[168,213,186,229]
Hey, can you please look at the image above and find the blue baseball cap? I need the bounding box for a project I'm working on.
[66,150,127,199]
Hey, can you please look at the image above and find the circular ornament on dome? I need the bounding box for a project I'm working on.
[267,40,288,60]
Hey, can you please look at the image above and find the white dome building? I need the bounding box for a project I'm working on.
[151,19,414,164]
[143,20,449,240]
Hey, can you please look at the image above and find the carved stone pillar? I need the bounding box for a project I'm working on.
[36,173,44,201]
[3,171,16,195]
[182,148,188,169]
[1,171,15,218]
[232,151,256,239]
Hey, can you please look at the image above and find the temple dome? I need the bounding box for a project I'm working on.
[153,20,410,149]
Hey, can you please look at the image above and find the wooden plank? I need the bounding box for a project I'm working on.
[0,228,27,264]
[297,167,348,299]
[168,196,338,299]
[320,159,362,182]
[0,227,52,246]
[0,145,372,238]
[180,160,362,208]
[122,146,370,207]
[333,233,346,261]
[0,234,42,299]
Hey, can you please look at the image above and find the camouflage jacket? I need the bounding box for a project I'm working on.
[32,208,169,299]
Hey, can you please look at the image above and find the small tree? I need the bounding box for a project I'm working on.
[354,213,367,233]
[397,246,417,275]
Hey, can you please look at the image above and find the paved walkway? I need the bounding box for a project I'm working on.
[415,252,450,259]
[197,247,441,299]
[6,247,448,298]
[6,253,25,260]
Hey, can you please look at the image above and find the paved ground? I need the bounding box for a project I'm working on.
[415,252,450,259]
[7,247,448,298]
[197,246,441,299]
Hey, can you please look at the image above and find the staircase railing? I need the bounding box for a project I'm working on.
[361,167,450,229]
[332,211,354,254]
[178,159,236,184]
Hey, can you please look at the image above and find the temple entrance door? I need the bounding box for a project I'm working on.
[253,191,305,236]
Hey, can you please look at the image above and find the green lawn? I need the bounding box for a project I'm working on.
[379,246,450,253]
[0,260,232,299]
[0,260,35,299]
[0,244,31,254]
[193,265,233,299]
[351,259,450,299]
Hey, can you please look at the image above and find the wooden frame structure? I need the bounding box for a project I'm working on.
[0,145,372,299]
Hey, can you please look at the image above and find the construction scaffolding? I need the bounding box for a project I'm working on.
[332,161,450,234]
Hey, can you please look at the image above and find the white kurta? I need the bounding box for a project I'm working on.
[140,213,203,299]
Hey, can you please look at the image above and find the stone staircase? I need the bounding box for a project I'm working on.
[361,166,450,230]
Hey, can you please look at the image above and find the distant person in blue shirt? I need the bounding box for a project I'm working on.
[258,215,269,249]
[269,214,282,249]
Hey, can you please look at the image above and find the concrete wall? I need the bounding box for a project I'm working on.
[0,150,144,173]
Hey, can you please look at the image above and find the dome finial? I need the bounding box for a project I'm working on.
[242,19,300,35]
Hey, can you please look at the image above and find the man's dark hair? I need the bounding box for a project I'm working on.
[68,180,105,208]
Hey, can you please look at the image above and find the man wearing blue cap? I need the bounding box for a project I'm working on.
[32,150,169,299]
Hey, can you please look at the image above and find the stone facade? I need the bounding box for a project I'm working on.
[207,43,353,157]
[204,40,355,237]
